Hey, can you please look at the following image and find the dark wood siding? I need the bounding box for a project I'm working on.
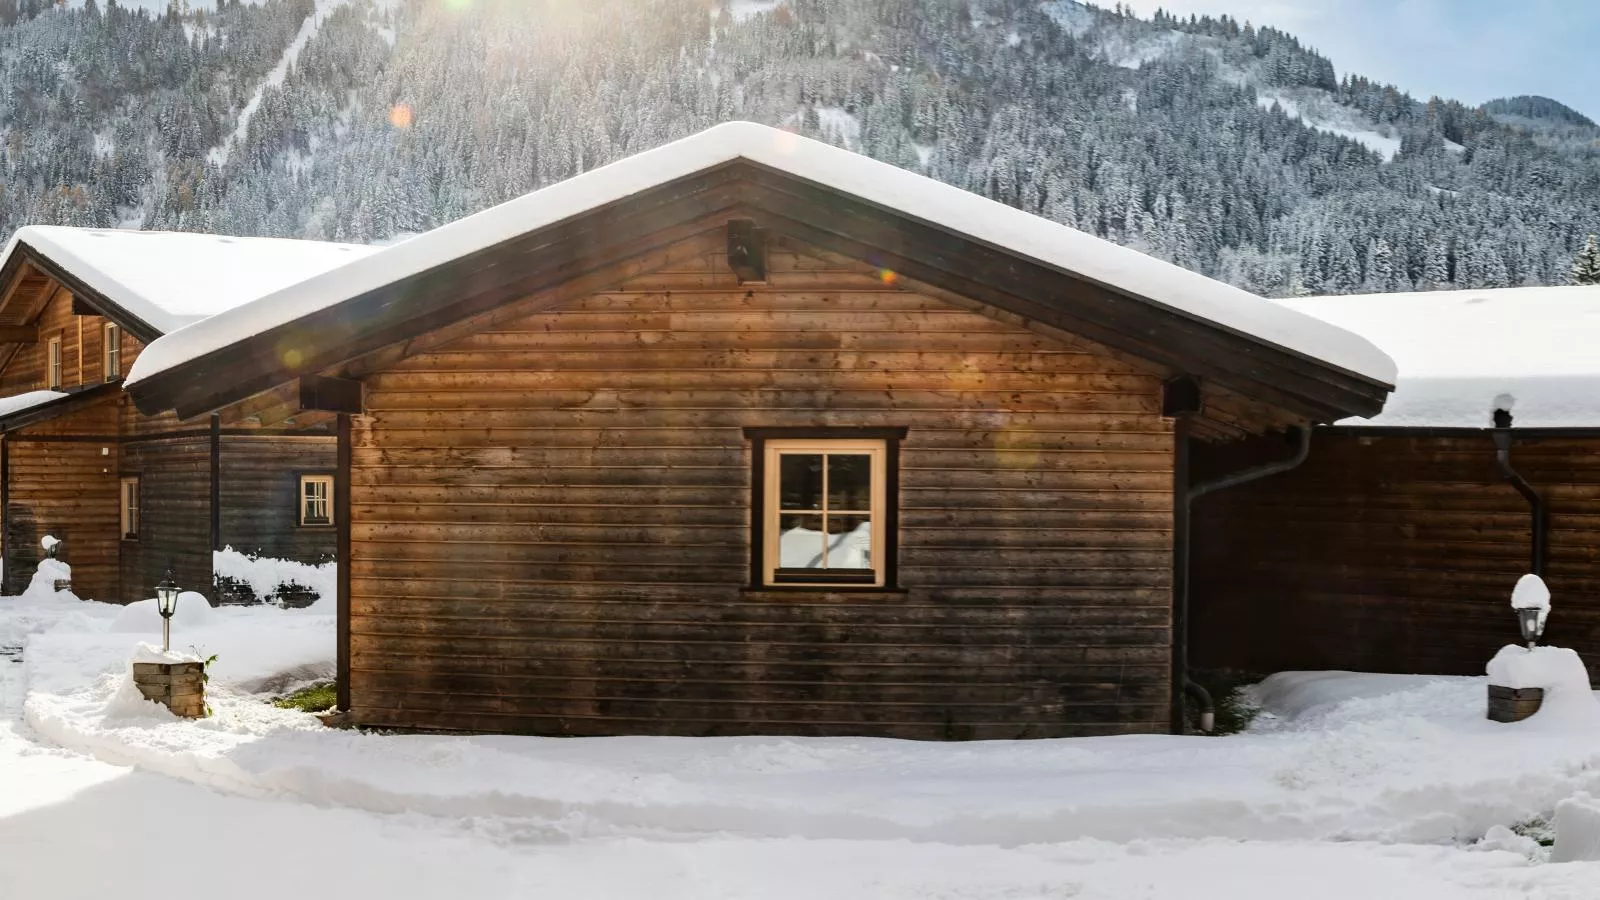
[219,433,337,562]
[118,435,212,604]
[1189,432,1600,678]
[4,398,121,600]
[348,236,1177,739]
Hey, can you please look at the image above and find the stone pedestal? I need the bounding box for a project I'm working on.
[133,661,206,718]
[1487,684,1544,722]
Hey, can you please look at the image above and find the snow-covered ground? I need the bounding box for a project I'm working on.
[6,586,1600,897]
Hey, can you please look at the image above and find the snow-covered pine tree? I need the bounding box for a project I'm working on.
[1572,234,1600,285]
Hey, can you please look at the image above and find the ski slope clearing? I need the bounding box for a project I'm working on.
[210,0,356,167]
[1258,88,1403,160]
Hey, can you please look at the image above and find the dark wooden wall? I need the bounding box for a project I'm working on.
[0,285,337,602]
[4,399,121,600]
[219,433,336,562]
[118,435,212,604]
[1192,432,1600,678]
[348,233,1178,739]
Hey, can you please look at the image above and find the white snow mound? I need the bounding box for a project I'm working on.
[110,592,216,635]
[1486,645,1598,722]
[1511,573,1552,632]
[1553,792,1600,862]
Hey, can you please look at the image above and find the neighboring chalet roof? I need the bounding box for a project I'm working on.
[1282,285,1600,429]
[124,121,1396,423]
[0,226,379,342]
[0,384,122,433]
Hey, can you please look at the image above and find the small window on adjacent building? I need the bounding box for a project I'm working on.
[104,322,122,381]
[299,474,334,527]
[120,476,140,541]
[47,336,62,390]
[757,436,895,588]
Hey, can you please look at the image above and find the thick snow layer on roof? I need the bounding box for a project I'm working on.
[125,122,1396,387]
[3,227,378,336]
[0,390,67,420]
[1281,286,1600,428]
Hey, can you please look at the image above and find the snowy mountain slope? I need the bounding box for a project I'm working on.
[210,0,355,166]
[0,0,1596,299]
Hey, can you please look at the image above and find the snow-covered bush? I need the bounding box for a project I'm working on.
[213,547,334,608]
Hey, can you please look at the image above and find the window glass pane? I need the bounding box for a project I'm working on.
[778,513,826,568]
[827,454,873,511]
[778,454,824,510]
[828,515,872,569]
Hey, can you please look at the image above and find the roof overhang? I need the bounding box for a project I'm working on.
[0,240,165,343]
[0,383,121,434]
[125,133,1394,423]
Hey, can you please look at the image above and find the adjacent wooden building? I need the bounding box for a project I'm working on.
[1192,286,1600,680]
[0,228,374,602]
[127,122,1394,738]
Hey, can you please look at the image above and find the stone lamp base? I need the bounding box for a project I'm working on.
[1487,685,1544,723]
[133,661,206,718]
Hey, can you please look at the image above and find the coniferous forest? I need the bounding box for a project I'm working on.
[2,0,1598,296]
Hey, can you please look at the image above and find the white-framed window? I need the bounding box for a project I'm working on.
[760,437,890,587]
[47,336,62,390]
[120,476,140,541]
[103,322,122,381]
[299,474,334,527]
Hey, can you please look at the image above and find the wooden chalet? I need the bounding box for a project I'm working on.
[0,228,375,603]
[1192,286,1600,680]
[125,122,1394,739]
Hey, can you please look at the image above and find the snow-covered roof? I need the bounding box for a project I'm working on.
[2,227,379,336]
[0,390,69,421]
[1280,286,1600,428]
[125,121,1397,388]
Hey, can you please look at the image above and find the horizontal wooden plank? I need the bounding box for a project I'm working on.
[347,707,1162,739]
[348,627,1168,661]
[363,388,1161,414]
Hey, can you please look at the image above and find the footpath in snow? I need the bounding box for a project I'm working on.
[11,584,1600,850]
[8,587,1600,896]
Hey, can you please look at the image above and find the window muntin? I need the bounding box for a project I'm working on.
[299,474,334,526]
[120,476,140,541]
[47,337,62,390]
[762,439,887,587]
[104,323,121,381]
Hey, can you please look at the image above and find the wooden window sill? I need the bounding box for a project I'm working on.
[741,586,909,596]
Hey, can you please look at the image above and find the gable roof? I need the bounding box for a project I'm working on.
[0,226,379,341]
[1282,285,1600,430]
[124,121,1395,422]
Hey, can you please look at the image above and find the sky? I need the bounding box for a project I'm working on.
[1116,0,1600,121]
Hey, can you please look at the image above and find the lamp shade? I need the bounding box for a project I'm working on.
[1517,606,1545,646]
[155,570,181,617]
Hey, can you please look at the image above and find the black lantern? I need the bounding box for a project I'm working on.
[1517,606,1546,650]
[155,569,181,652]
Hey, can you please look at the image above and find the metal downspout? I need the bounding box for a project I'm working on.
[1172,425,1312,734]
[1492,416,1547,577]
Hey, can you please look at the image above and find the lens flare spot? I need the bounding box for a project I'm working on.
[389,104,414,129]
[282,347,304,370]
[877,268,899,285]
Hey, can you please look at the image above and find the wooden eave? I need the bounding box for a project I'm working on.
[0,240,165,344]
[0,382,121,434]
[126,161,1393,423]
